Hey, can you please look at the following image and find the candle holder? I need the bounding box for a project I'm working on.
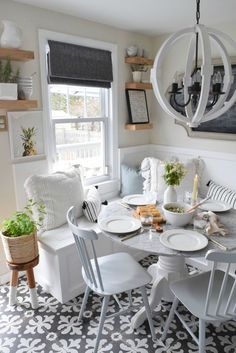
[191,194,198,206]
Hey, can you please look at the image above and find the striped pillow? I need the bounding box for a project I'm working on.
[207,180,236,209]
[82,186,101,222]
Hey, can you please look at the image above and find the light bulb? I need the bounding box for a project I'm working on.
[195,69,202,83]
[173,71,179,84]
[213,71,222,84]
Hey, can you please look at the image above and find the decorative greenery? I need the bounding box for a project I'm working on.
[163,161,187,186]
[0,58,19,83]
[20,126,37,156]
[1,199,46,238]
[131,64,148,72]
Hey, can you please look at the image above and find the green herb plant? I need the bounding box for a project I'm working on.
[163,161,187,186]
[1,199,46,238]
[0,58,20,83]
[131,64,148,72]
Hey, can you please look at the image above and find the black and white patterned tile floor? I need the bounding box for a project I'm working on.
[0,254,236,353]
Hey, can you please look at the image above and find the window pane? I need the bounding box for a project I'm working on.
[50,85,69,118]
[68,86,84,117]
[85,89,102,117]
[54,121,105,178]
[49,85,103,119]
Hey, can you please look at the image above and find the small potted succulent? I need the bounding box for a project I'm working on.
[1,199,45,264]
[0,58,19,100]
[163,161,187,204]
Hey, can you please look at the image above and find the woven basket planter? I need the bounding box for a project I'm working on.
[1,232,38,264]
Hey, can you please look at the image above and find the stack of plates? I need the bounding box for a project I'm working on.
[18,76,33,99]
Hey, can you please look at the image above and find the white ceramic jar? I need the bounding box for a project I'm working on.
[126,46,138,57]
[163,185,177,204]
[132,71,142,83]
[0,20,22,48]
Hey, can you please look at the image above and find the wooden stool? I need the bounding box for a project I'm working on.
[7,256,39,309]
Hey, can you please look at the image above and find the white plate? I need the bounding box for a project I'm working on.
[199,199,231,212]
[160,229,208,252]
[122,194,156,206]
[99,216,141,234]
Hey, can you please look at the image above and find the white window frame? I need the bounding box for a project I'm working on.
[38,29,118,192]
[50,86,109,181]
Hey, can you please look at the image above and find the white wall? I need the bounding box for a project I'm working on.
[150,22,236,154]
[0,0,153,219]
[0,0,153,275]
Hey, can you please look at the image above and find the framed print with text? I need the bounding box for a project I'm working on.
[126,89,149,124]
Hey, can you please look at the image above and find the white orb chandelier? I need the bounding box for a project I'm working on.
[151,0,236,128]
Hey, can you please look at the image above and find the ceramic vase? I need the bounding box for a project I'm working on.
[132,71,142,83]
[0,20,22,48]
[126,46,138,57]
[164,185,177,204]
[18,76,33,100]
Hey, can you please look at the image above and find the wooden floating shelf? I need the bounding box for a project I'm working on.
[0,100,38,110]
[126,82,152,90]
[0,48,34,61]
[125,123,153,131]
[125,56,154,65]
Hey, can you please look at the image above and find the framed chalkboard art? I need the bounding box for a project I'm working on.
[173,62,236,140]
[126,89,149,124]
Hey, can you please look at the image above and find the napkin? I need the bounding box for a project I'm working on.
[198,211,229,237]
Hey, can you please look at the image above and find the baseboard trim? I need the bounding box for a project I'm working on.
[0,271,10,285]
[0,270,24,285]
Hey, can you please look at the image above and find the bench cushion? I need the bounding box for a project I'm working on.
[38,216,100,253]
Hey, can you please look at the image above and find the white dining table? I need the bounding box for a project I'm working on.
[98,201,236,329]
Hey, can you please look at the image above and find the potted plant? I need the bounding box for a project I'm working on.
[1,199,45,264]
[20,126,37,156]
[131,64,148,83]
[163,161,187,204]
[0,58,19,100]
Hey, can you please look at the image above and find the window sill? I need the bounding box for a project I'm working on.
[84,178,119,200]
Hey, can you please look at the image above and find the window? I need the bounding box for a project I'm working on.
[49,84,110,179]
[39,33,117,184]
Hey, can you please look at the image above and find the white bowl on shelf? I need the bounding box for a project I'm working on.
[162,202,195,227]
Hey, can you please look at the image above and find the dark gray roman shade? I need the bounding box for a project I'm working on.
[47,40,113,88]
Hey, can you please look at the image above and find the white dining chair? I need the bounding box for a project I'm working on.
[162,250,236,353]
[67,206,156,353]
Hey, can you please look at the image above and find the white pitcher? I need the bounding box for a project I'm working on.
[0,20,22,48]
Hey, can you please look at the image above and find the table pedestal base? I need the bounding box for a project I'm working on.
[131,255,188,329]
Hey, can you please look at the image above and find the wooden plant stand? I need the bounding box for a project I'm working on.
[7,256,39,308]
